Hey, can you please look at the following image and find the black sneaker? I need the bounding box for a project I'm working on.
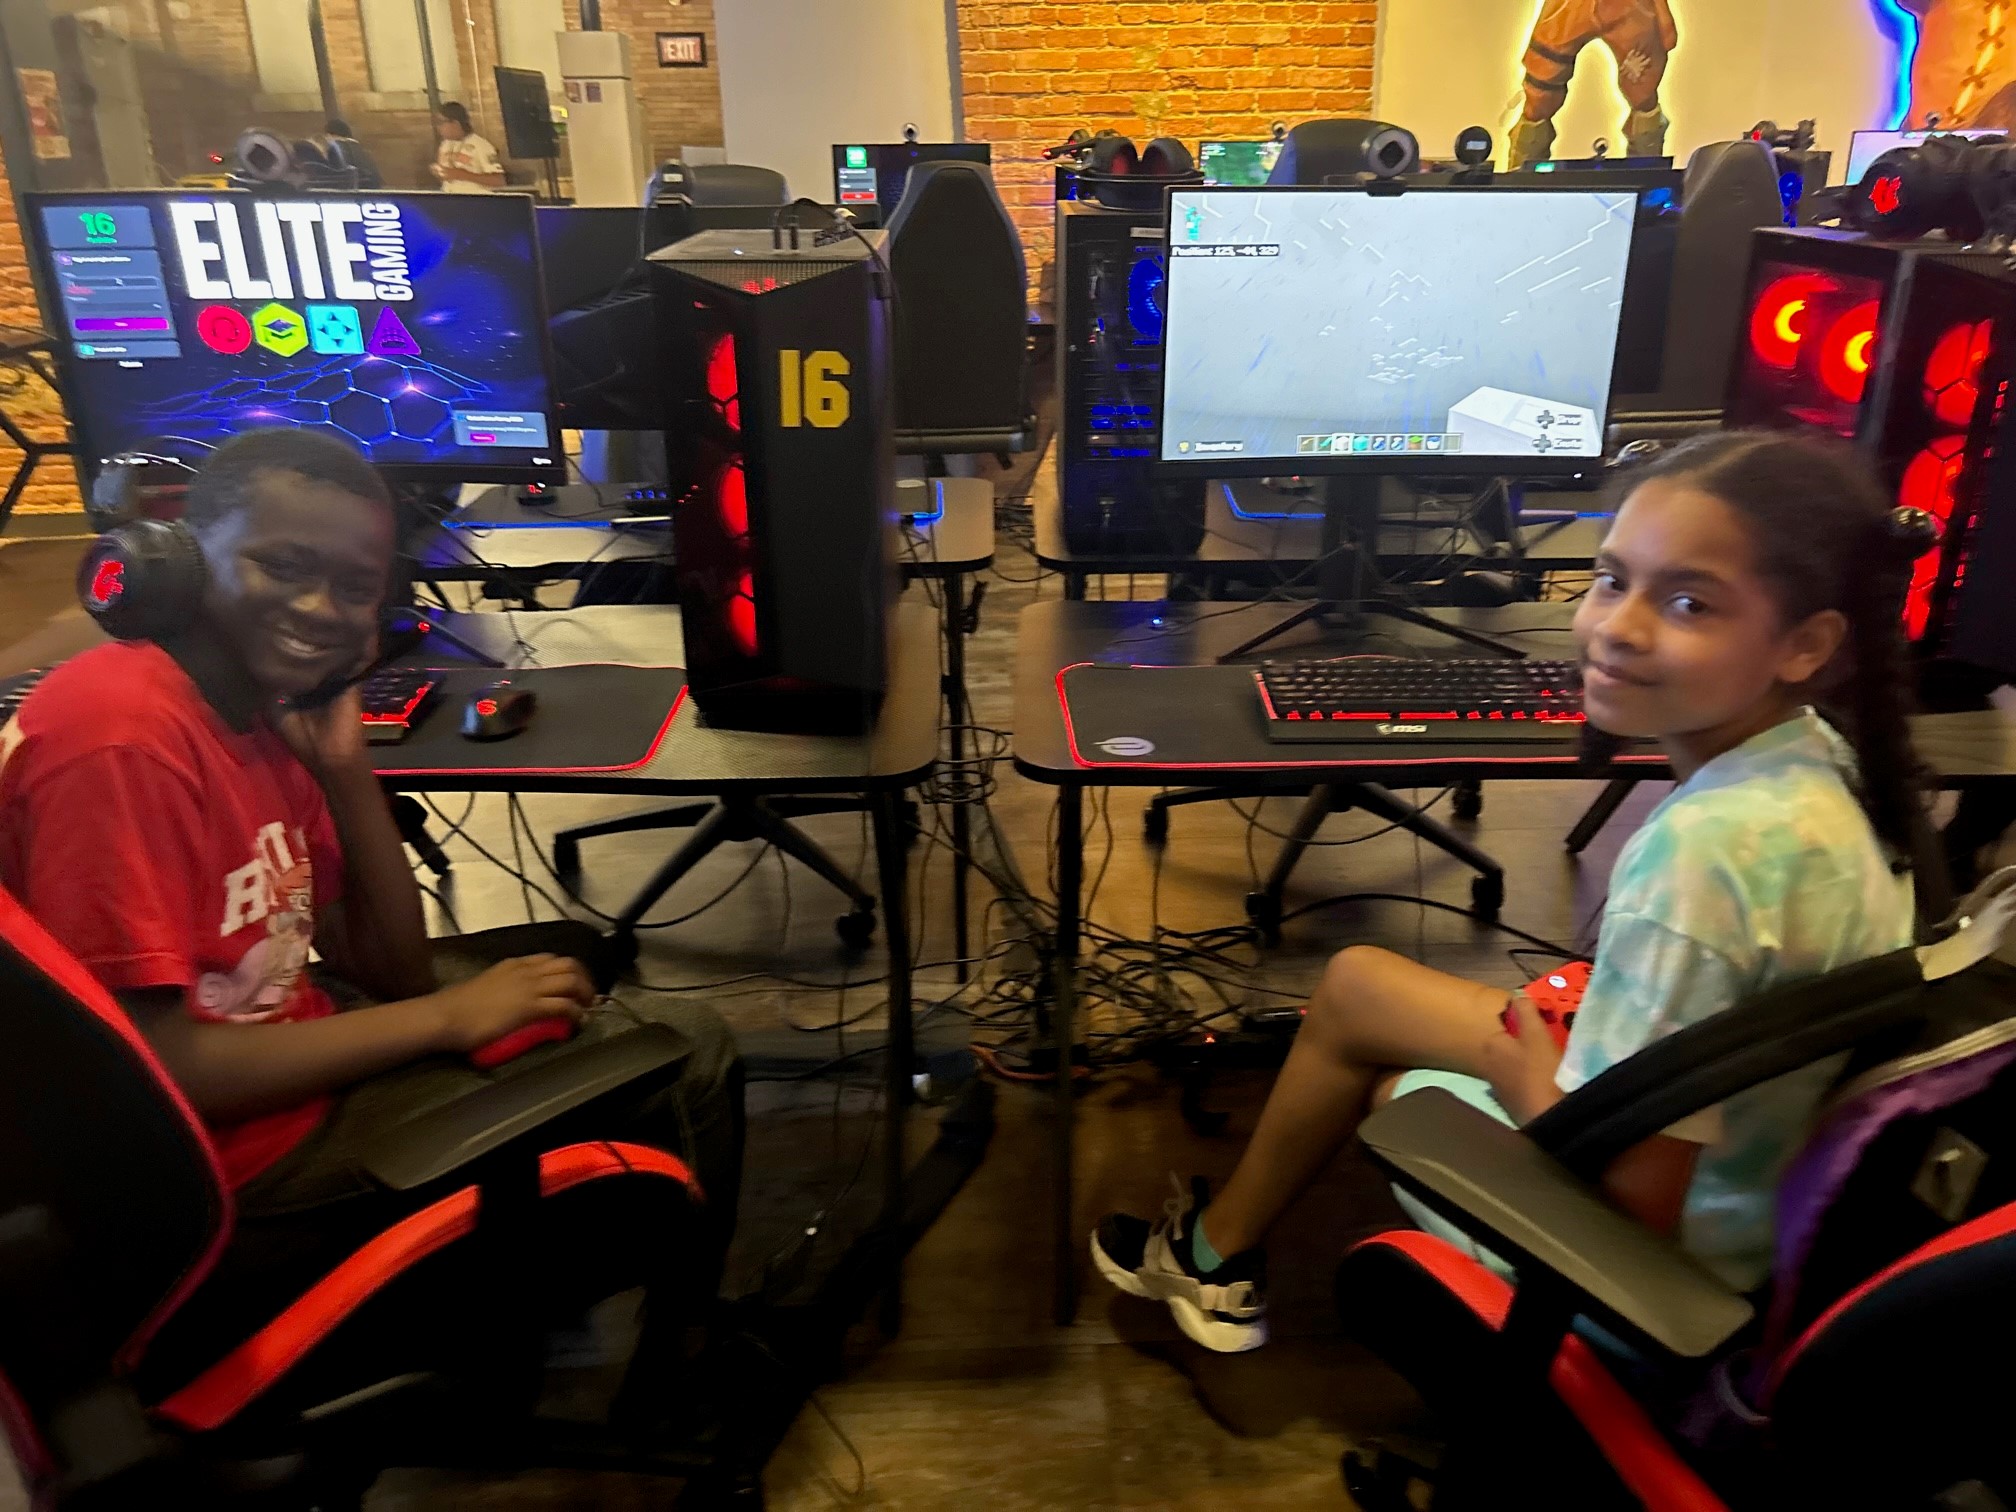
[1090,1176,1268,1352]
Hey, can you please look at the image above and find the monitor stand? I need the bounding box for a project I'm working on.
[1214,475,1531,663]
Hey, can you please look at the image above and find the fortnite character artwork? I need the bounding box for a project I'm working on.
[1507,0,1681,168]
[1906,0,2016,131]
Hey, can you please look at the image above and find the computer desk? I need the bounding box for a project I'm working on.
[370,598,940,1323]
[1010,596,2016,1323]
[1032,479,1611,600]
[409,478,997,974]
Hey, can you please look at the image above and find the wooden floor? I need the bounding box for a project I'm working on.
[0,470,1672,1510]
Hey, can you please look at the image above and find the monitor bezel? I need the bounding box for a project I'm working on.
[1154,181,1642,480]
[25,188,567,488]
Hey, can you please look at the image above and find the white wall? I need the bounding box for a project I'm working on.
[1375,0,1899,175]
[714,0,958,200]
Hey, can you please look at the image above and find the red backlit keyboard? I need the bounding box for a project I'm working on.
[360,667,442,745]
[1255,658,1586,743]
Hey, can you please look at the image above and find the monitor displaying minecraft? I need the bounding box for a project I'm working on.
[1159,186,1637,472]
[1200,140,1284,186]
[30,190,562,484]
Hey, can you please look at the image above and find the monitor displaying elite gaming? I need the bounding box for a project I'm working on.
[1158,185,1638,476]
[1845,128,2007,185]
[832,141,991,221]
[1200,139,1284,186]
[29,190,563,485]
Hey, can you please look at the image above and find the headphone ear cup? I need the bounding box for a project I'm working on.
[78,518,207,642]
[1087,135,1139,176]
[1139,137,1195,177]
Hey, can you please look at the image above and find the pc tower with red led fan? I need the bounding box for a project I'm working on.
[1727,226,2016,694]
[648,229,897,732]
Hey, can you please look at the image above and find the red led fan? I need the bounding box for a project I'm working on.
[1924,320,1993,428]
[1818,300,1881,405]
[1748,273,1833,370]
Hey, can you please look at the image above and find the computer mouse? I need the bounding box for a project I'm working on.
[461,680,536,741]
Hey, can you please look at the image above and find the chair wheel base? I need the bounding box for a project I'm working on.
[1144,804,1170,846]
[1342,1443,1433,1511]
[553,835,581,884]
[836,909,878,951]
[1451,779,1483,821]
[1471,873,1504,921]
[1245,890,1283,945]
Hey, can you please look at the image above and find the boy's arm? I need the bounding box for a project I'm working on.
[121,954,596,1120]
[280,688,436,1001]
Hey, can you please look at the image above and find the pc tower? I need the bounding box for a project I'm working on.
[1056,201,1206,554]
[648,230,896,732]
[1727,226,2016,689]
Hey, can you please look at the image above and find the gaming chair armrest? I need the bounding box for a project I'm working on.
[1360,1090,1754,1360]
[356,1025,692,1193]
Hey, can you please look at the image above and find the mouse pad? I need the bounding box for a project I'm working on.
[1056,663,1663,772]
[373,664,685,776]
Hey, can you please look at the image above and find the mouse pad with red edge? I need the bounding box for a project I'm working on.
[1057,663,1663,771]
[373,664,685,776]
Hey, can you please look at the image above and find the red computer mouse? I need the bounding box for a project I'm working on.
[469,1014,577,1068]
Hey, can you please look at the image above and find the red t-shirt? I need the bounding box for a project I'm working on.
[0,640,344,1187]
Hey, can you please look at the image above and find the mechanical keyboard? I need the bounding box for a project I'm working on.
[1,665,443,744]
[1255,658,1586,743]
[359,667,442,744]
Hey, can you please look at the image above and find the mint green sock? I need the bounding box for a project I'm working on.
[1190,1211,1225,1274]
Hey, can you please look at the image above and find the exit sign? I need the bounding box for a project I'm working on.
[656,31,706,66]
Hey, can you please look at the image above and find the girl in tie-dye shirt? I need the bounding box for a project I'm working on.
[1096,431,1927,1353]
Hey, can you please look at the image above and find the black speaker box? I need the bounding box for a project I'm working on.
[1056,201,1206,556]
[649,230,897,732]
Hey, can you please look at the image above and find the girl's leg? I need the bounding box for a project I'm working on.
[1198,946,1507,1258]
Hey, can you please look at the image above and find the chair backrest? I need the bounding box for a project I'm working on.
[1762,1200,2016,1506]
[883,160,1029,453]
[1759,957,2016,1358]
[0,886,229,1425]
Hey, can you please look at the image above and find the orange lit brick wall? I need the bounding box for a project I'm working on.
[0,139,77,514]
[956,1,1377,298]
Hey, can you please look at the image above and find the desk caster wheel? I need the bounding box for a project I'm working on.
[836,909,878,951]
[553,835,581,884]
[1471,873,1504,921]
[1144,803,1169,846]
[1245,891,1282,945]
[1452,779,1483,821]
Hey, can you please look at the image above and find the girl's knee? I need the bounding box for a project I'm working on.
[1307,945,1400,1042]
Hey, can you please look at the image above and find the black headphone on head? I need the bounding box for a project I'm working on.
[77,452,210,642]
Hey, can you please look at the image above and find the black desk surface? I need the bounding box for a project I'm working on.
[411,478,995,583]
[1033,479,1609,574]
[1011,599,2016,789]
[371,600,940,795]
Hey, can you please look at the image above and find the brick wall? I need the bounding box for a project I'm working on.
[0,137,79,514]
[957,0,1377,298]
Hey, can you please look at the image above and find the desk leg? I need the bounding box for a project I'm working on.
[944,571,972,983]
[873,786,914,1335]
[1053,783,1084,1325]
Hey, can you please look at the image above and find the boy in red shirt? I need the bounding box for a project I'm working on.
[0,428,741,1411]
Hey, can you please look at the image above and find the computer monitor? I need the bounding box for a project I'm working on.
[832,142,990,221]
[30,190,563,485]
[1845,128,2007,185]
[1200,140,1283,186]
[1158,185,1637,477]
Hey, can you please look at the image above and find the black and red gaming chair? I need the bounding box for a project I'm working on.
[0,884,752,1509]
[1338,870,2016,1510]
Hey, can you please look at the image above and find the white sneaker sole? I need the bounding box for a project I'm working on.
[1088,1230,1269,1353]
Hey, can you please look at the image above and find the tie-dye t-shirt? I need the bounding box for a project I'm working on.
[1557,707,1917,1291]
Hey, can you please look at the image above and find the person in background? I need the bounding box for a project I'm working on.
[430,101,504,193]
[321,117,384,191]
